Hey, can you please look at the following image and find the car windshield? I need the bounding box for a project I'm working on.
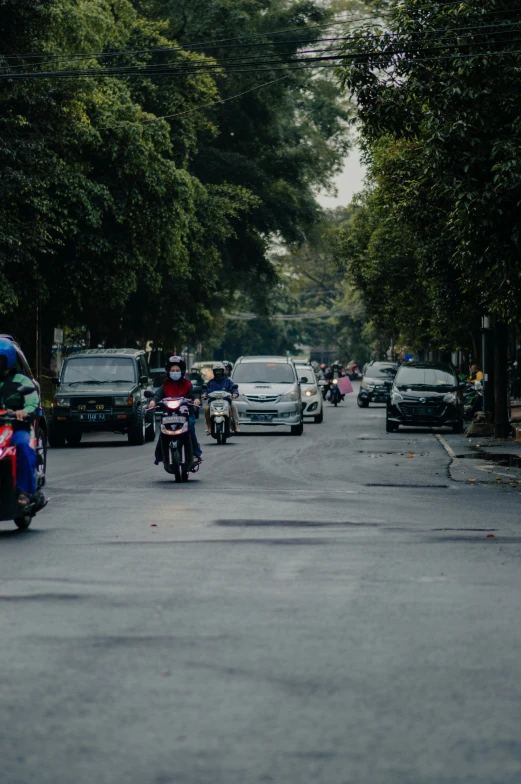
[396,366,457,390]
[296,366,315,384]
[62,357,136,384]
[233,362,295,384]
[365,365,397,378]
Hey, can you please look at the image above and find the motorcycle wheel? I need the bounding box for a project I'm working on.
[333,399,338,407]
[14,514,32,530]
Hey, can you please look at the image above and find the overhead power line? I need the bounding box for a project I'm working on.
[225,308,364,321]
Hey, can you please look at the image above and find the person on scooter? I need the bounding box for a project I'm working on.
[468,363,484,384]
[147,355,202,467]
[202,363,239,434]
[0,338,39,509]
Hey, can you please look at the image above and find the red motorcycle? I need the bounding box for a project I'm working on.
[0,386,47,530]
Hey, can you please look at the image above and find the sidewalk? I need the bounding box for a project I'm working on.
[438,431,521,486]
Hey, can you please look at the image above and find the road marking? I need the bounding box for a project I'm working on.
[436,434,456,458]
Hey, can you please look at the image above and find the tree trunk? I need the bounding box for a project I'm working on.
[494,321,510,438]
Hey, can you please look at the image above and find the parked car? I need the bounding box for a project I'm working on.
[0,334,47,487]
[357,361,397,407]
[49,348,155,446]
[294,363,323,423]
[386,361,464,433]
[232,356,304,435]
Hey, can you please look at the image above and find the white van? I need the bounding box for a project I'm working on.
[232,356,304,435]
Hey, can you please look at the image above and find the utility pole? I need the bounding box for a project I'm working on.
[481,315,495,419]
[494,321,510,439]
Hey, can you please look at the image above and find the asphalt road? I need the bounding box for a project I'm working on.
[2,385,521,784]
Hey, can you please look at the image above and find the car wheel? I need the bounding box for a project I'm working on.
[386,418,399,433]
[128,406,146,445]
[452,419,464,434]
[145,416,156,442]
[291,420,304,436]
[314,410,323,423]
[357,398,369,408]
[48,423,66,448]
[66,429,82,447]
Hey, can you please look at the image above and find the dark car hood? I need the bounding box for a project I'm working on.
[395,387,457,400]
[58,382,137,395]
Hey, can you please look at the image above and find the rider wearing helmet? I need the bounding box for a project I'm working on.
[202,363,239,434]
[0,338,40,508]
[223,361,233,377]
[148,355,202,467]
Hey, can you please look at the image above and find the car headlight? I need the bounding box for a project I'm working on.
[361,380,374,389]
[53,397,70,408]
[280,388,299,402]
[114,396,133,406]
[443,393,457,404]
[305,387,318,397]
[391,391,403,403]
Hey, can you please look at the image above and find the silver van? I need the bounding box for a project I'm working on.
[232,356,304,435]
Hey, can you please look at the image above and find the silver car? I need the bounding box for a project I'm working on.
[232,356,304,435]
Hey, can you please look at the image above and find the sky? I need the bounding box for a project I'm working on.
[317,142,366,209]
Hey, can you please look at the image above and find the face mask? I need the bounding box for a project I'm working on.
[169,371,182,381]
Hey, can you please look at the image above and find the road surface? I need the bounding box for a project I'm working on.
[2,387,521,784]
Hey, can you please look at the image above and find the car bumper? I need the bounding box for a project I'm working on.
[358,387,390,403]
[302,395,321,415]
[387,402,462,426]
[51,410,138,429]
[236,400,302,426]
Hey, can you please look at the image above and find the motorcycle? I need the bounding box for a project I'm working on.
[463,381,483,421]
[0,386,47,530]
[207,390,233,445]
[145,392,200,482]
[329,379,343,407]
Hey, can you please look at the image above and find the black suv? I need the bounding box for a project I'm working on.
[357,361,397,407]
[49,349,155,447]
[386,362,464,433]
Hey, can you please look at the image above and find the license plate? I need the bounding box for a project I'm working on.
[251,414,273,422]
[163,415,185,424]
[79,413,105,422]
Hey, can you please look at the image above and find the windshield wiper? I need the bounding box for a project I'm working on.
[99,379,135,384]
[66,380,101,385]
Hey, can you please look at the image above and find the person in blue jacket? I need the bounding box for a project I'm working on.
[202,363,239,434]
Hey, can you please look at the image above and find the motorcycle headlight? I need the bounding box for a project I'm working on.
[53,397,70,408]
[443,393,457,404]
[114,396,133,406]
[305,387,318,397]
[332,379,338,385]
[280,388,299,402]
[165,400,181,410]
[391,391,403,403]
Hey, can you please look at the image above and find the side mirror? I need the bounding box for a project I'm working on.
[52,377,60,386]
[139,375,149,385]
[143,390,154,399]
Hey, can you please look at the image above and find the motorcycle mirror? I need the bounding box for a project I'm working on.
[139,375,149,385]
[143,390,154,399]
[52,377,60,386]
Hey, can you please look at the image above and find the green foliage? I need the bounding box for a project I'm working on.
[336,0,521,348]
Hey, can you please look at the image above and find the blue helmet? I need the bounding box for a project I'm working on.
[0,338,17,370]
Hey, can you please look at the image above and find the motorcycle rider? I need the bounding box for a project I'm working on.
[202,363,239,434]
[0,338,39,509]
[147,355,202,467]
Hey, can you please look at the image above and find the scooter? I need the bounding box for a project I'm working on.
[329,379,343,406]
[145,392,200,482]
[0,386,47,530]
[463,381,483,421]
[208,390,233,445]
